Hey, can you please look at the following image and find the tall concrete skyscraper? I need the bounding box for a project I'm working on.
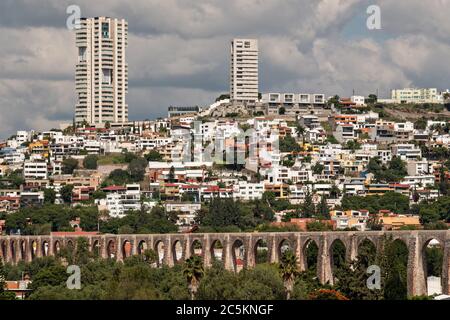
[230,39,259,104]
[75,17,128,125]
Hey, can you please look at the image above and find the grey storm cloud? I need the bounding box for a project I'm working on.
[1,0,450,138]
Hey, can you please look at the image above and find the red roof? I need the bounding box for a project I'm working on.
[165,183,179,187]
[50,231,99,236]
[102,186,126,192]
[0,196,20,201]
[181,185,199,189]
[390,184,410,188]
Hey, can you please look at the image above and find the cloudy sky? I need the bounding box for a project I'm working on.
[1,0,450,139]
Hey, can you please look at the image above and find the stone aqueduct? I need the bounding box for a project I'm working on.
[1,230,450,297]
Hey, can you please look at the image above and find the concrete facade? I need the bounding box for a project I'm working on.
[230,39,259,103]
[1,230,449,297]
[75,17,129,125]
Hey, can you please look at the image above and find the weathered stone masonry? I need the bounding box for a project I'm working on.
[1,230,449,297]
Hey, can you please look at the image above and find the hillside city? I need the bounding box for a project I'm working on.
[0,17,450,301]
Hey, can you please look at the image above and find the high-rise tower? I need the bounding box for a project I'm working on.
[230,39,259,104]
[75,17,128,125]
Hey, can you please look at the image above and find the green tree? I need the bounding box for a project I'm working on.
[0,258,16,300]
[414,118,427,130]
[346,140,361,151]
[62,158,79,174]
[366,94,378,104]
[306,221,333,231]
[43,188,56,204]
[438,167,449,196]
[105,169,131,186]
[83,155,98,170]
[183,255,204,300]
[279,250,298,300]
[60,185,74,204]
[128,157,147,182]
[312,163,324,175]
[279,135,301,153]
[299,191,315,218]
[28,265,67,292]
[6,170,25,189]
[145,150,163,162]
[168,166,176,183]
[316,196,330,219]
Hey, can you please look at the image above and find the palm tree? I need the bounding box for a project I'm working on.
[183,255,204,300]
[279,250,298,300]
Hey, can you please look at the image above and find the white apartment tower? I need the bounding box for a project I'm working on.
[230,39,259,104]
[75,17,129,125]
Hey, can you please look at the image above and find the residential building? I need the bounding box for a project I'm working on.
[378,215,421,231]
[75,17,129,125]
[164,202,201,226]
[350,96,365,106]
[23,161,48,180]
[168,106,200,118]
[101,184,142,218]
[391,88,441,104]
[392,144,422,161]
[330,210,370,231]
[230,39,259,103]
[233,181,265,201]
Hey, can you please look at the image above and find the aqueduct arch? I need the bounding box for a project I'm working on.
[0,230,448,296]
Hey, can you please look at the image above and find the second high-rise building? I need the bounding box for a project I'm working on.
[230,38,259,104]
[75,17,129,125]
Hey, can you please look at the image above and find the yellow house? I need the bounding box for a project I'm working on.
[28,140,49,158]
[379,216,421,230]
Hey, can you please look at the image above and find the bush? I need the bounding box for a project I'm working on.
[83,155,98,170]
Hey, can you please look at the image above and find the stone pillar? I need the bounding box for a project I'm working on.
[47,239,54,257]
[407,234,427,297]
[348,235,358,262]
[116,238,124,262]
[317,235,333,285]
[148,236,154,256]
[164,238,174,267]
[35,238,42,259]
[245,236,255,269]
[12,239,19,263]
[269,235,278,264]
[441,240,450,295]
[223,237,234,272]
[184,237,192,261]
[3,239,11,264]
[203,235,212,268]
[26,240,33,263]
[100,237,107,259]
[298,239,307,272]
[130,237,137,256]
[295,235,303,271]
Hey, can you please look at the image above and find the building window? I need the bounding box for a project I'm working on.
[78,47,87,62]
[102,69,112,85]
[102,23,110,38]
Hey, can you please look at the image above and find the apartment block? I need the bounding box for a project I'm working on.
[75,17,129,125]
[391,88,441,104]
[23,161,48,180]
[230,39,259,103]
